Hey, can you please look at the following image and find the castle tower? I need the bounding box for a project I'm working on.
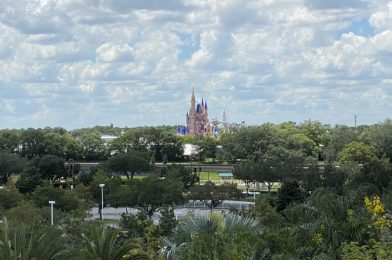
[188,87,197,135]
[185,87,210,136]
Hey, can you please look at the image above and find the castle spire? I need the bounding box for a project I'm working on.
[191,83,195,101]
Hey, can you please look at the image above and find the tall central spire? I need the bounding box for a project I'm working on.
[191,84,195,103]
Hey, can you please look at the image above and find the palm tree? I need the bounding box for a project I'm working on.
[78,224,147,260]
[0,217,71,260]
[282,188,371,258]
[162,213,267,260]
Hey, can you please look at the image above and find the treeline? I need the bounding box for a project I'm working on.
[1,120,392,258]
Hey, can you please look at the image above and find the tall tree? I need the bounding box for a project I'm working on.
[367,119,392,161]
[0,129,20,152]
[32,185,79,212]
[325,125,358,163]
[163,213,264,260]
[0,151,26,184]
[234,161,257,195]
[0,218,72,260]
[165,164,199,190]
[338,141,377,164]
[108,151,151,180]
[79,132,107,161]
[16,166,42,194]
[218,124,278,162]
[80,224,146,260]
[276,180,305,212]
[187,181,242,211]
[36,154,66,182]
[127,176,185,218]
[19,128,46,159]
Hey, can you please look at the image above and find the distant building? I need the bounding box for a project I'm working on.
[177,88,217,136]
[101,135,117,143]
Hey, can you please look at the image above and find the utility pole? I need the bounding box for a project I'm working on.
[354,115,357,128]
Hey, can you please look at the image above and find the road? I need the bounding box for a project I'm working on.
[91,200,254,223]
[68,162,235,174]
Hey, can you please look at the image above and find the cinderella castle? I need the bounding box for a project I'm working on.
[176,88,218,136]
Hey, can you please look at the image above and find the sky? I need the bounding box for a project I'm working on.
[0,0,392,129]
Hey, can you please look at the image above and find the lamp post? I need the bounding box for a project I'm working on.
[99,184,105,220]
[49,201,55,225]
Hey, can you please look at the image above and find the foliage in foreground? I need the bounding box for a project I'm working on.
[162,213,267,260]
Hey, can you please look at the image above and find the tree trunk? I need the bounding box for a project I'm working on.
[125,171,130,180]
[267,182,272,194]
[131,171,135,179]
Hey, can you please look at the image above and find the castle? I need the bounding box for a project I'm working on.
[177,88,214,136]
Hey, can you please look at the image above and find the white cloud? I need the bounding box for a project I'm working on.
[369,2,392,31]
[0,0,392,129]
[96,43,134,62]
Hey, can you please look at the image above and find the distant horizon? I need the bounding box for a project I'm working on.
[0,1,391,129]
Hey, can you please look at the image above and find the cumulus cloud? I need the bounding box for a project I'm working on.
[96,43,134,62]
[369,2,392,31]
[304,0,368,10]
[0,0,391,128]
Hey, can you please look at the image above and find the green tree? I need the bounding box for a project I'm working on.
[32,185,79,212]
[0,218,72,260]
[0,129,20,152]
[119,212,162,257]
[254,160,282,193]
[165,164,199,190]
[79,132,107,161]
[79,224,146,260]
[234,160,257,195]
[110,129,148,154]
[4,201,46,229]
[338,141,377,164]
[108,151,151,180]
[0,188,23,213]
[218,124,278,162]
[325,125,358,163]
[162,213,265,260]
[367,119,392,162]
[19,128,46,159]
[36,154,66,181]
[128,176,185,218]
[160,132,183,162]
[0,150,26,184]
[276,180,305,212]
[159,207,177,236]
[16,166,43,194]
[298,120,330,148]
[187,181,242,211]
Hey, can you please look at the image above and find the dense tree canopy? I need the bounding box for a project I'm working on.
[108,151,151,179]
[1,121,392,259]
[0,151,26,184]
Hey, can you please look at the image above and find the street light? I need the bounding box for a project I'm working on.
[49,201,55,225]
[99,184,105,220]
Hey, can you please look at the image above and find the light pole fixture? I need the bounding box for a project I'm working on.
[49,201,55,225]
[99,184,105,220]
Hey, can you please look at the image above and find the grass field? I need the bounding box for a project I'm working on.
[198,171,220,181]
[10,175,19,182]
[101,219,120,225]
[119,175,147,180]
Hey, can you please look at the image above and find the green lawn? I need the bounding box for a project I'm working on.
[119,175,147,180]
[10,175,19,182]
[101,219,120,225]
[198,172,220,181]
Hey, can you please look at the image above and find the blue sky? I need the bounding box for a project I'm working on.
[0,0,391,129]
